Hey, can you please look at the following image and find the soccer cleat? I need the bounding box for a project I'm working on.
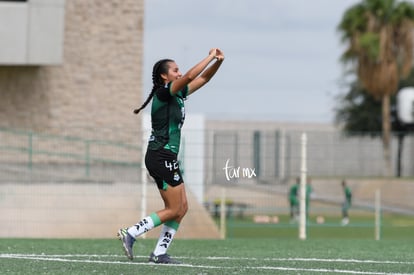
[117,228,135,260]
[148,252,181,264]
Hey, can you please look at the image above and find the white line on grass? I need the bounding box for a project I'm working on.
[204,256,414,265]
[1,254,413,275]
[3,254,413,266]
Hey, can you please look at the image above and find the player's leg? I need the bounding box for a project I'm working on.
[341,202,349,225]
[117,212,162,260]
[157,182,188,222]
[290,201,294,219]
[149,183,188,264]
[117,149,165,260]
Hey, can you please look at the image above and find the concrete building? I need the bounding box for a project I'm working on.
[0,0,143,143]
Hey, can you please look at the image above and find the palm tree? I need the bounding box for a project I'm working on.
[338,0,414,176]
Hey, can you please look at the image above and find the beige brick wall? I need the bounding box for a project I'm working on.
[0,0,144,143]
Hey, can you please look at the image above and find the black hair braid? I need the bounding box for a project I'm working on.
[133,59,173,114]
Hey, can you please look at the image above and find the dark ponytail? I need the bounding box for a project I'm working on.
[133,59,174,114]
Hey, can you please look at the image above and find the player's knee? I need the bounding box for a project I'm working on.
[175,202,188,220]
[168,203,187,220]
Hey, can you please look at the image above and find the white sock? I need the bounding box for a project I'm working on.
[153,223,178,256]
[127,214,159,239]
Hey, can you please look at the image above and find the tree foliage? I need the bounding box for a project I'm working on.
[335,82,382,134]
[337,0,414,175]
[338,0,414,98]
[335,68,414,134]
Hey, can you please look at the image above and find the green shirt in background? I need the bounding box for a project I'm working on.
[344,186,352,204]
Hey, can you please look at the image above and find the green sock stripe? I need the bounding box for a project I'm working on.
[150,213,162,227]
[165,220,180,231]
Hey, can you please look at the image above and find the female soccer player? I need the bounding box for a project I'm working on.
[341,179,352,225]
[118,48,224,264]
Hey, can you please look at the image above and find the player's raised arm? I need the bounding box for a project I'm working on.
[188,48,225,95]
[169,48,218,95]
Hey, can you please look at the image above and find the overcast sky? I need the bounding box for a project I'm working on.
[143,0,360,123]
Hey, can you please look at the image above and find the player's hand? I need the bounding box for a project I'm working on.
[209,48,217,57]
[215,48,225,61]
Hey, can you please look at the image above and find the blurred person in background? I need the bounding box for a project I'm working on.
[341,179,352,225]
[288,177,300,222]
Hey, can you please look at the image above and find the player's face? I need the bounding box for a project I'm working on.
[163,62,182,83]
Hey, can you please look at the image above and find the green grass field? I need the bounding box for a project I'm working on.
[225,213,414,240]
[1,214,414,274]
[1,238,414,274]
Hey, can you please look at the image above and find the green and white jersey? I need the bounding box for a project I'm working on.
[148,82,188,154]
